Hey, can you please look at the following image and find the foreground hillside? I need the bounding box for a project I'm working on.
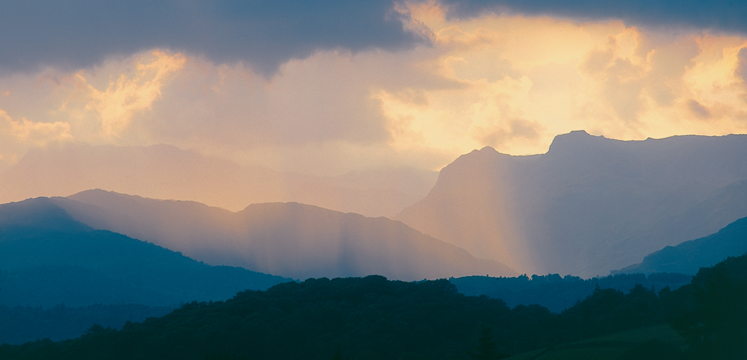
[6,250,746,359]
[0,276,641,360]
[0,198,289,308]
[54,190,515,280]
[507,325,686,360]
[397,131,747,276]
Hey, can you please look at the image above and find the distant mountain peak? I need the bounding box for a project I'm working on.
[397,132,747,277]
[546,130,611,154]
[0,197,90,232]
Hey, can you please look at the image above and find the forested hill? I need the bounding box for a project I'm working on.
[5,277,533,360]
[4,251,747,360]
[451,272,692,313]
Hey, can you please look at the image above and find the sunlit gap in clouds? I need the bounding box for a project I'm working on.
[389,2,747,156]
[1,4,747,176]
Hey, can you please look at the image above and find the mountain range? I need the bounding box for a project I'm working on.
[0,143,437,217]
[3,131,747,289]
[50,189,515,280]
[0,198,289,307]
[6,130,747,280]
[396,131,747,277]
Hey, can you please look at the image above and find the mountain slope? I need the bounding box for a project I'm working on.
[56,189,516,280]
[396,131,747,276]
[615,216,747,275]
[0,198,289,308]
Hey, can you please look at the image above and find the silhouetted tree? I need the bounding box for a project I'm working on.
[330,347,345,360]
[672,266,747,359]
[468,326,509,360]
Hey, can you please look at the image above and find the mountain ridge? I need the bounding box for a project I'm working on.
[0,198,290,308]
[614,216,747,275]
[55,189,516,280]
[396,131,747,277]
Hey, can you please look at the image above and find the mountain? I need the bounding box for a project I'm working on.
[6,230,746,359]
[396,131,747,276]
[0,143,437,217]
[0,198,289,308]
[614,216,747,275]
[53,189,516,280]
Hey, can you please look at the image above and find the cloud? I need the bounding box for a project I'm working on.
[439,0,747,34]
[687,99,712,120]
[1,113,73,146]
[0,109,73,166]
[737,47,747,83]
[0,0,428,75]
[2,5,747,177]
[24,50,188,143]
[476,117,543,148]
[84,51,186,137]
[142,51,399,151]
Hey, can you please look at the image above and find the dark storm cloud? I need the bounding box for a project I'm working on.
[0,0,427,75]
[439,0,747,34]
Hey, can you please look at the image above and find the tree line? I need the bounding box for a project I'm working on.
[1,254,746,359]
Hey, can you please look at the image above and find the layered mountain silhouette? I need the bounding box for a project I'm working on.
[615,216,747,275]
[0,143,436,217]
[396,131,747,277]
[51,190,516,280]
[0,198,289,307]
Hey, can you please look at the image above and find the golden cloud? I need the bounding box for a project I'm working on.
[81,50,186,137]
[379,4,747,158]
[0,109,73,166]
[1,110,72,146]
[2,3,747,175]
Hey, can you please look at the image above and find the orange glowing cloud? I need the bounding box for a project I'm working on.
[1,2,747,176]
[73,51,186,138]
[374,2,747,159]
[0,109,73,167]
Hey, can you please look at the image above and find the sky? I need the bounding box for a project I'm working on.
[1,0,747,176]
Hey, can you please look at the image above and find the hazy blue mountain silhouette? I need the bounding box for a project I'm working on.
[0,198,289,308]
[0,143,436,217]
[615,216,747,275]
[55,189,516,280]
[396,131,747,277]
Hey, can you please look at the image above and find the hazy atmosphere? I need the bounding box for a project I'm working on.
[1,0,746,177]
[2,2,747,358]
